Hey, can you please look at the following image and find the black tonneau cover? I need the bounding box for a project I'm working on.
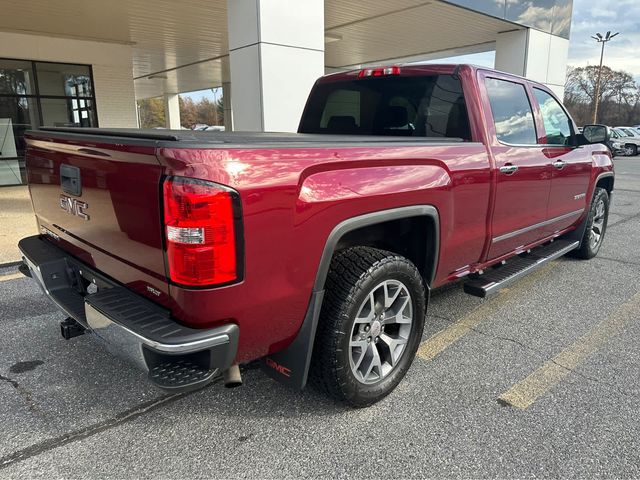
[28,127,468,149]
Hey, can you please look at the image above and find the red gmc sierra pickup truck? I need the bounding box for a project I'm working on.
[19,64,614,407]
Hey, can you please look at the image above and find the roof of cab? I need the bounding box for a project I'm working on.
[317,63,541,88]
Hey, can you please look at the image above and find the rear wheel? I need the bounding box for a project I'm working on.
[572,187,609,259]
[309,247,426,407]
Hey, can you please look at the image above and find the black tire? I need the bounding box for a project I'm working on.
[309,246,426,407]
[572,187,609,259]
[626,144,638,156]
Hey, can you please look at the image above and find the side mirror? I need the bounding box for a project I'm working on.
[582,124,610,144]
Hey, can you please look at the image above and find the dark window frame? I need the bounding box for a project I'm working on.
[0,57,98,186]
[0,57,99,127]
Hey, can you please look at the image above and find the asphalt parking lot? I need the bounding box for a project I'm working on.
[1,157,639,478]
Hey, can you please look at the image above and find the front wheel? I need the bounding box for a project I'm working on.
[625,144,638,156]
[309,247,426,407]
[572,187,609,259]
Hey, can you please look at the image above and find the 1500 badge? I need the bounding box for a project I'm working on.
[59,194,89,220]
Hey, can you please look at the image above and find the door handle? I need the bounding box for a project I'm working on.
[553,160,566,170]
[499,164,518,175]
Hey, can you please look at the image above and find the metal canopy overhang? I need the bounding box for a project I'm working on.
[0,0,520,99]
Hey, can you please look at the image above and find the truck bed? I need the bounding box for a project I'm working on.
[25,123,492,364]
[32,127,467,148]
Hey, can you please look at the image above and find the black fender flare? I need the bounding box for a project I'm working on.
[260,205,440,389]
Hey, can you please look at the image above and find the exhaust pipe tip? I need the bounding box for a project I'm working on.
[223,364,242,388]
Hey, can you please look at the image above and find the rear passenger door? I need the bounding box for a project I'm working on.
[531,87,592,236]
[481,74,553,260]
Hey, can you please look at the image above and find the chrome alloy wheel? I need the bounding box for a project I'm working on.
[349,279,413,384]
[590,198,606,250]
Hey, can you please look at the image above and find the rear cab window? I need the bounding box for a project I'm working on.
[299,74,471,140]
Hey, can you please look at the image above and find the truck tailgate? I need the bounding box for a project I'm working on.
[25,131,169,299]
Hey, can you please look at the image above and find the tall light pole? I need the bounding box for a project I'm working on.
[591,31,619,123]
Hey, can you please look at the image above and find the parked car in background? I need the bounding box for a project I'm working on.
[612,127,640,155]
[204,125,225,132]
[609,129,627,156]
[615,126,640,139]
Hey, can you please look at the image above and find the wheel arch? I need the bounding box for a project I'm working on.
[565,171,614,247]
[595,172,614,194]
[312,206,440,292]
[259,205,440,390]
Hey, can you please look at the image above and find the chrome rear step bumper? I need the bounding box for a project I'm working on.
[18,235,238,392]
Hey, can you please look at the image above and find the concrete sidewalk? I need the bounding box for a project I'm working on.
[0,186,38,266]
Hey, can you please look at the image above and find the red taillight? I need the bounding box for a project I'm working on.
[358,66,401,78]
[163,177,240,287]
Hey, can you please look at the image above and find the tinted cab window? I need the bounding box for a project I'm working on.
[484,77,537,145]
[533,88,573,146]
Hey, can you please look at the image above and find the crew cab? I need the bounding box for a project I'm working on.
[19,64,613,406]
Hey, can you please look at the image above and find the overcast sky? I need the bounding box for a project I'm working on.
[569,0,640,78]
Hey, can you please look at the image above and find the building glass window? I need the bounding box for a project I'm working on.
[505,0,554,35]
[0,58,97,186]
[442,0,573,39]
[485,77,537,145]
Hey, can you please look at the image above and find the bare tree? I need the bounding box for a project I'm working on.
[564,65,640,126]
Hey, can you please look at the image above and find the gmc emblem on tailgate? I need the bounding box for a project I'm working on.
[59,194,89,221]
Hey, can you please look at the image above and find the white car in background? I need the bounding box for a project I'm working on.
[611,127,640,156]
[615,126,640,139]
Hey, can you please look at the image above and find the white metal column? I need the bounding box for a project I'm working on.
[495,28,569,98]
[222,82,233,131]
[164,93,181,130]
[226,0,325,132]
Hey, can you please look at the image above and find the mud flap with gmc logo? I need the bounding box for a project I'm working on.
[260,290,324,390]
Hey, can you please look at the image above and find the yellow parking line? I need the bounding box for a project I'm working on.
[417,263,557,361]
[498,291,640,409]
[0,272,23,282]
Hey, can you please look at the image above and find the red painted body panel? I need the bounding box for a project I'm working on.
[158,143,491,360]
[486,144,553,259]
[22,64,614,364]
